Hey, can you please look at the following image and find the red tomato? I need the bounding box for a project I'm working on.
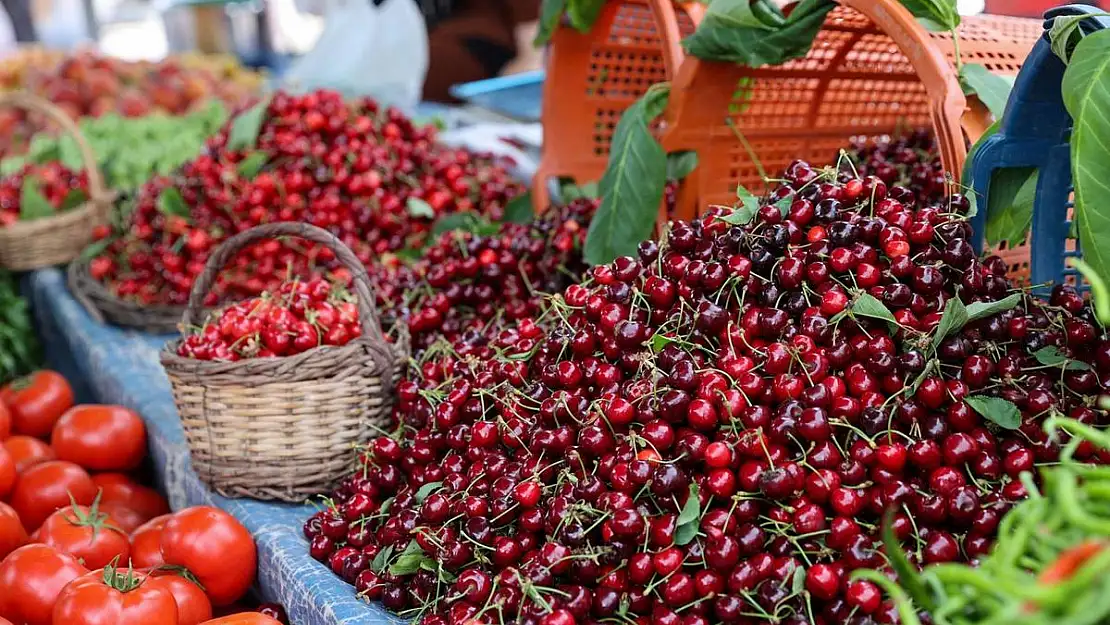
[9,461,96,531]
[160,507,257,606]
[201,615,282,625]
[146,570,214,625]
[51,405,146,472]
[52,566,178,625]
[97,500,147,533]
[129,514,170,568]
[0,371,74,438]
[0,402,10,440]
[91,473,170,520]
[0,447,14,500]
[37,501,131,570]
[0,502,28,561]
[3,436,55,473]
[0,544,87,625]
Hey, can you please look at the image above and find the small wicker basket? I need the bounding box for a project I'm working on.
[0,92,113,271]
[68,259,193,334]
[160,222,408,502]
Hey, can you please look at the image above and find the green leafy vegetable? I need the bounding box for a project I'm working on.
[964,396,1021,430]
[959,63,1014,119]
[899,0,961,31]
[414,481,443,503]
[881,509,936,611]
[682,0,835,67]
[965,294,1022,322]
[389,540,427,576]
[931,297,968,352]
[535,0,569,46]
[674,483,701,546]
[584,83,671,265]
[236,152,269,179]
[1062,29,1110,288]
[567,0,605,33]
[984,168,1037,246]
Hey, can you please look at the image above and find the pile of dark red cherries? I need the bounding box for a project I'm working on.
[302,135,1109,625]
[88,90,522,307]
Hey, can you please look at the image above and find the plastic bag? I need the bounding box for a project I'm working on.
[281,0,429,113]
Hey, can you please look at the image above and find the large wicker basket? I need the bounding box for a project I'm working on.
[0,92,113,271]
[160,222,408,502]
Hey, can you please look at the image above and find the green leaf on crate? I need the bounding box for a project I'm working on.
[389,540,427,576]
[1063,30,1110,288]
[584,83,671,265]
[851,293,898,325]
[567,0,605,33]
[406,197,436,219]
[414,481,443,503]
[370,544,393,573]
[666,151,699,181]
[535,0,569,46]
[59,188,88,212]
[226,96,271,152]
[236,152,269,179]
[965,395,1021,430]
[881,509,936,611]
[966,294,1022,323]
[1033,346,1091,371]
[504,190,534,224]
[899,0,960,31]
[1047,13,1110,63]
[157,187,189,220]
[19,179,53,221]
[931,297,968,352]
[985,168,1037,246]
[959,63,1013,119]
[682,0,835,67]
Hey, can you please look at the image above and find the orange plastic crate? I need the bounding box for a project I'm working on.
[533,0,703,208]
[655,0,1043,221]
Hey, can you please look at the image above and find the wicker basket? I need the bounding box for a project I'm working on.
[0,92,113,271]
[160,222,408,502]
[68,259,193,334]
[655,0,1043,220]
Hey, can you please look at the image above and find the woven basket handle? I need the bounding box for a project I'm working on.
[0,91,109,205]
[181,222,387,345]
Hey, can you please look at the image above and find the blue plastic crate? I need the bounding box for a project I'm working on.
[448,71,544,122]
[969,4,1110,293]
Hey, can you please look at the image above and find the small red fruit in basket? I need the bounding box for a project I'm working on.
[0,163,90,226]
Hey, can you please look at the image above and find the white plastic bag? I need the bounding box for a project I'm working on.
[282,0,429,113]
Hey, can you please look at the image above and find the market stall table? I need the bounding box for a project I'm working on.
[25,267,400,625]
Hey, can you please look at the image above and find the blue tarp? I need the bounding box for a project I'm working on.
[26,268,402,625]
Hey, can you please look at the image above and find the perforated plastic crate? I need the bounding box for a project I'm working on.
[968,4,1108,291]
[656,0,1042,221]
[533,0,703,207]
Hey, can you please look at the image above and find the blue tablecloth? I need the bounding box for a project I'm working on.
[25,268,402,625]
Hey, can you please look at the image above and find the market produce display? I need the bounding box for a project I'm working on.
[3,102,229,192]
[0,50,262,154]
[298,136,1108,624]
[0,371,286,625]
[87,89,524,308]
[0,271,40,385]
[0,161,91,226]
[862,417,1110,624]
